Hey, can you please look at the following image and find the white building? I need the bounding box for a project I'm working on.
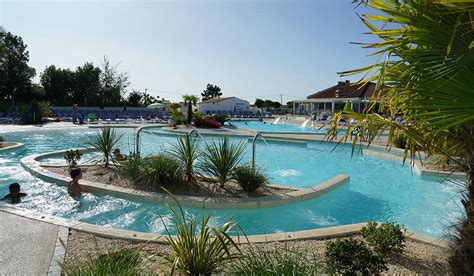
[198,97,250,114]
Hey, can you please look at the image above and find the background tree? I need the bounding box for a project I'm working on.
[254,98,265,108]
[169,102,181,111]
[201,83,222,101]
[326,2,474,273]
[126,90,143,107]
[40,65,75,105]
[73,62,101,106]
[142,92,157,106]
[99,56,130,107]
[286,101,293,109]
[0,31,36,106]
[182,94,198,125]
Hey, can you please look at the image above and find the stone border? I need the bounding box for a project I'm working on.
[0,142,25,152]
[21,148,350,209]
[364,149,466,179]
[0,204,449,247]
[47,226,68,275]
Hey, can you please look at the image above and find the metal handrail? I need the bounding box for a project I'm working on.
[252,133,265,168]
[135,125,157,156]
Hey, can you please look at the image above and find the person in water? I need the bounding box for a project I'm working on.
[68,168,82,197]
[2,183,27,203]
[113,148,127,161]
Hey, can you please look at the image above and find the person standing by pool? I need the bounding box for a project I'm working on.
[2,183,27,204]
[68,168,82,197]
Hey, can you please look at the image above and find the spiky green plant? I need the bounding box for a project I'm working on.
[87,127,122,168]
[161,190,242,275]
[62,247,142,275]
[228,246,320,275]
[169,135,201,184]
[199,137,246,187]
[325,2,474,273]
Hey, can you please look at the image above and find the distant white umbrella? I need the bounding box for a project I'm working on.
[147,102,164,109]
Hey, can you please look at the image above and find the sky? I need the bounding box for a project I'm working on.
[1,0,379,104]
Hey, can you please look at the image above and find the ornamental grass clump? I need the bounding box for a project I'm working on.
[228,246,320,275]
[199,137,246,187]
[162,191,242,275]
[169,135,201,184]
[118,153,142,180]
[139,153,184,188]
[62,247,142,275]
[234,165,268,193]
[87,127,122,168]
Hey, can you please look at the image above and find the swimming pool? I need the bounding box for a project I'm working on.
[230,120,338,134]
[0,127,463,237]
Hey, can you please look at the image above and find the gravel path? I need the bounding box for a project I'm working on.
[63,230,450,274]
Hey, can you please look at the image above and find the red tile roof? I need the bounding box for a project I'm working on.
[307,81,387,99]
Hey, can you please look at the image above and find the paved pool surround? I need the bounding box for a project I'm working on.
[21,147,350,209]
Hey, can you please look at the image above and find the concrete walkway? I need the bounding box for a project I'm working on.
[0,211,60,275]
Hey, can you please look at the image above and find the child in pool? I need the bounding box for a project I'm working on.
[2,183,27,204]
[68,168,82,197]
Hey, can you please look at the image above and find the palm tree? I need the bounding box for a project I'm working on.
[182,94,199,125]
[326,2,474,273]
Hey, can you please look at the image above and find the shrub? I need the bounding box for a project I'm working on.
[162,192,241,275]
[62,248,141,275]
[205,114,229,125]
[0,135,4,143]
[87,127,122,168]
[171,110,186,125]
[169,135,201,184]
[393,133,407,149]
[325,238,388,275]
[118,153,142,180]
[228,247,320,275]
[234,165,268,192]
[139,153,184,187]
[199,137,246,187]
[64,149,83,167]
[194,117,222,128]
[361,221,406,257]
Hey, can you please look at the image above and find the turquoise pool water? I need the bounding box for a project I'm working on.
[230,121,341,134]
[0,127,463,237]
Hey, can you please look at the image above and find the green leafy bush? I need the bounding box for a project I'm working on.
[234,165,268,192]
[62,248,141,275]
[325,238,388,275]
[361,222,406,256]
[162,192,241,275]
[64,149,83,167]
[199,137,246,187]
[171,110,186,125]
[139,153,184,187]
[87,127,122,167]
[228,247,320,275]
[118,153,142,180]
[393,133,407,149]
